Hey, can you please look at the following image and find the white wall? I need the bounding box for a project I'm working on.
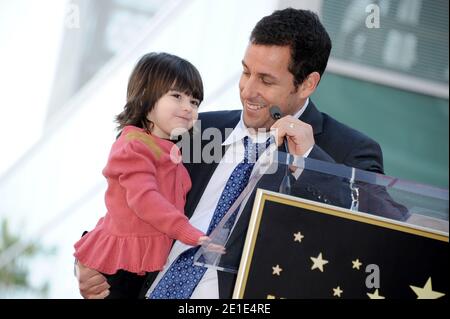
[0,0,279,298]
[0,0,67,177]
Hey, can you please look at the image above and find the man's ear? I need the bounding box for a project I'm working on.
[298,71,321,99]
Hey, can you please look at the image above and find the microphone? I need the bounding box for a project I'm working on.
[269,106,288,152]
[269,106,292,194]
[269,105,282,120]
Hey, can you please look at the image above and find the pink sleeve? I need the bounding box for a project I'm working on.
[107,139,204,246]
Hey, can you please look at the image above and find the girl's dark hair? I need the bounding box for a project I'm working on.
[115,52,203,132]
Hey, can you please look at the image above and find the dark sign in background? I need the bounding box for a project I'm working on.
[239,195,448,299]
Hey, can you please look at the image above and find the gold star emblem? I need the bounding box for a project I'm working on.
[367,289,385,299]
[293,231,304,242]
[272,264,283,276]
[333,286,343,298]
[352,259,362,270]
[310,252,329,272]
[410,277,445,299]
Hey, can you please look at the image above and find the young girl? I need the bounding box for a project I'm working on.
[74,52,209,298]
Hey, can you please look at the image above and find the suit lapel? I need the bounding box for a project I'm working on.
[299,100,323,135]
[184,147,226,219]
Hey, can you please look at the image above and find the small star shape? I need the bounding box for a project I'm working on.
[352,259,362,270]
[367,289,385,299]
[310,252,329,272]
[333,286,343,298]
[293,231,304,242]
[410,277,445,299]
[272,264,283,276]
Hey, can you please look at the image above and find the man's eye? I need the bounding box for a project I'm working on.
[261,76,274,86]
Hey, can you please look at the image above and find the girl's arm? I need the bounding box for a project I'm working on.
[107,138,203,246]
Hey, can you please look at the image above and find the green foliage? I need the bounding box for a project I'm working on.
[0,218,55,297]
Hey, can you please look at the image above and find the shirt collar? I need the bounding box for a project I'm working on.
[222,98,310,146]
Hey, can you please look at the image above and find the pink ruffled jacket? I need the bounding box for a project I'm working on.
[74,126,204,275]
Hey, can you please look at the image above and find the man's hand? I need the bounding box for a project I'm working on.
[76,261,110,299]
[271,115,314,156]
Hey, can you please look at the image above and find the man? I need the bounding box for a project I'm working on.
[77,8,408,299]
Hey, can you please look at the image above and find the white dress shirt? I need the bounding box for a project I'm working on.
[147,99,310,298]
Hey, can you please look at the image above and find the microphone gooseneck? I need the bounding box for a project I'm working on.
[269,105,289,152]
[269,106,292,195]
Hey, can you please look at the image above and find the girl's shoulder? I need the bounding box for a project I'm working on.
[116,125,163,159]
[116,125,176,161]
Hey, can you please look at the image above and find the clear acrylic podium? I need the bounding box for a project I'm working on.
[193,148,449,275]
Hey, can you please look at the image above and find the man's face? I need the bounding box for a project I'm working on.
[239,43,305,130]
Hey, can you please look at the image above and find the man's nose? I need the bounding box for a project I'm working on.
[240,77,258,99]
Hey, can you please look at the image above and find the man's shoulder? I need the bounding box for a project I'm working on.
[321,112,379,148]
[198,109,241,129]
[317,111,384,172]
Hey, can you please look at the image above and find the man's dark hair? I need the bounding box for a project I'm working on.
[250,8,332,87]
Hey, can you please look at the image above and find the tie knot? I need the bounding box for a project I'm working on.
[243,136,273,163]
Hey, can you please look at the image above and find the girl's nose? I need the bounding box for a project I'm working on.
[181,100,194,113]
[184,101,193,112]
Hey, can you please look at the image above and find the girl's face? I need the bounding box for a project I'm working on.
[147,90,200,139]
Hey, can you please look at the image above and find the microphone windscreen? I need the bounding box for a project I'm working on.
[269,105,282,120]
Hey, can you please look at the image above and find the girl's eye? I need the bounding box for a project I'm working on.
[191,100,200,107]
[172,93,182,99]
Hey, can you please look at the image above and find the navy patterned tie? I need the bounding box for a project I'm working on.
[148,136,270,299]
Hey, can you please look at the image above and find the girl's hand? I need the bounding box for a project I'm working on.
[197,235,210,246]
[197,236,226,254]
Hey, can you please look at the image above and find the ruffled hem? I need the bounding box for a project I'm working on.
[74,228,172,275]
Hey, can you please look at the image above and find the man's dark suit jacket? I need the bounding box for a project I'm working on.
[140,100,408,298]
